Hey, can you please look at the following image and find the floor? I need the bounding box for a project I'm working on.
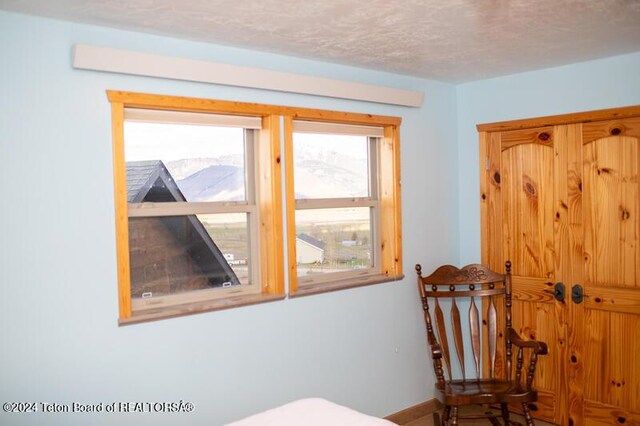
[402,405,556,426]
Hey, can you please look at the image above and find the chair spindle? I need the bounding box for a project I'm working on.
[487,296,497,378]
[434,298,452,379]
[516,346,524,385]
[469,296,481,380]
[451,298,466,381]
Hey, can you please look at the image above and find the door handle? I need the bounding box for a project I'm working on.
[571,284,588,304]
[544,282,565,302]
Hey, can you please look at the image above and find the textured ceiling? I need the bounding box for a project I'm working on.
[2,0,640,82]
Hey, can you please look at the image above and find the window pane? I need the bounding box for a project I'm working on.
[124,121,247,202]
[128,213,251,300]
[293,133,369,199]
[296,207,372,277]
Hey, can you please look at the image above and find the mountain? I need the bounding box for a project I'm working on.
[164,146,368,201]
[294,159,368,198]
[176,164,245,202]
[166,155,243,181]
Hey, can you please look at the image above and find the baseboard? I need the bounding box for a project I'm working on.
[384,398,442,424]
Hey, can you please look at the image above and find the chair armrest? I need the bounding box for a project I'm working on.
[429,343,446,387]
[508,328,548,355]
[430,343,443,360]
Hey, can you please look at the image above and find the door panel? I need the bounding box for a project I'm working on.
[584,400,640,426]
[484,128,564,423]
[581,123,640,422]
[583,310,640,411]
[583,135,638,288]
[501,137,555,277]
[481,111,640,425]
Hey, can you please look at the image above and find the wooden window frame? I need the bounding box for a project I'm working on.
[126,128,262,313]
[284,115,403,297]
[108,90,403,323]
[108,91,285,325]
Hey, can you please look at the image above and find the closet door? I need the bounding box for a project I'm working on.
[579,117,640,425]
[481,107,640,425]
[480,127,567,424]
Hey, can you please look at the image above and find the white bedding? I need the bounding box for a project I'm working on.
[226,398,397,426]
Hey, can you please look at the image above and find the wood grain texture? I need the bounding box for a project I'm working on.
[510,276,556,303]
[500,126,554,151]
[584,284,640,314]
[417,263,546,418]
[283,116,298,293]
[107,90,402,126]
[480,131,490,267]
[500,128,561,422]
[501,136,555,279]
[469,297,481,379]
[507,389,556,422]
[481,132,503,379]
[611,312,640,411]
[581,119,640,420]
[434,299,452,380]
[584,309,610,408]
[488,296,497,379]
[110,102,132,319]
[556,123,584,426]
[584,400,640,426]
[510,289,557,392]
[380,124,403,279]
[583,116,640,144]
[584,135,638,288]
[477,105,640,132]
[451,298,466,381]
[481,108,640,424]
[258,115,285,295]
[291,122,401,293]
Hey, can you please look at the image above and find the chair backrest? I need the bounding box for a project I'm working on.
[416,261,513,386]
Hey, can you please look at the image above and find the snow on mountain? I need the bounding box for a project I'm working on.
[176,164,245,202]
[166,146,368,201]
[166,155,243,181]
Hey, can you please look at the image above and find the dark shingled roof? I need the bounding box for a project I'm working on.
[126,160,240,288]
[126,160,186,203]
[296,233,326,250]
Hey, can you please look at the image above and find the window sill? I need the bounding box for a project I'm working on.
[290,273,404,298]
[119,292,285,326]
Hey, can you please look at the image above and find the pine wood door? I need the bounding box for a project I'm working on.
[480,126,566,424]
[580,117,640,425]
[480,111,640,425]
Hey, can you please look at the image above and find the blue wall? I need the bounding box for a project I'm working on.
[0,11,459,426]
[2,9,639,426]
[457,52,640,265]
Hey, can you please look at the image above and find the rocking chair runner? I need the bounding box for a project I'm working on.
[415,261,548,425]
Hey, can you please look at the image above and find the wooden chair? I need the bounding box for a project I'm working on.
[415,261,548,425]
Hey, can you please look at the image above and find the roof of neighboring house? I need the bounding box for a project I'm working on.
[126,160,186,203]
[126,160,240,287]
[296,233,326,250]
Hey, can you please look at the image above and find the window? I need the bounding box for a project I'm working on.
[289,123,380,284]
[284,118,403,296]
[124,111,261,311]
[109,91,401,324]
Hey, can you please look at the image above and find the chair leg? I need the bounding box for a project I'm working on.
[501,403,510,425]
[433,410,442,426]
[521,403,534,426]
[450,406,459,426]
[442,405,451,424]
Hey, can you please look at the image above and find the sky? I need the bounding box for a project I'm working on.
[124,121,370,163]
[124,121,245,162]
